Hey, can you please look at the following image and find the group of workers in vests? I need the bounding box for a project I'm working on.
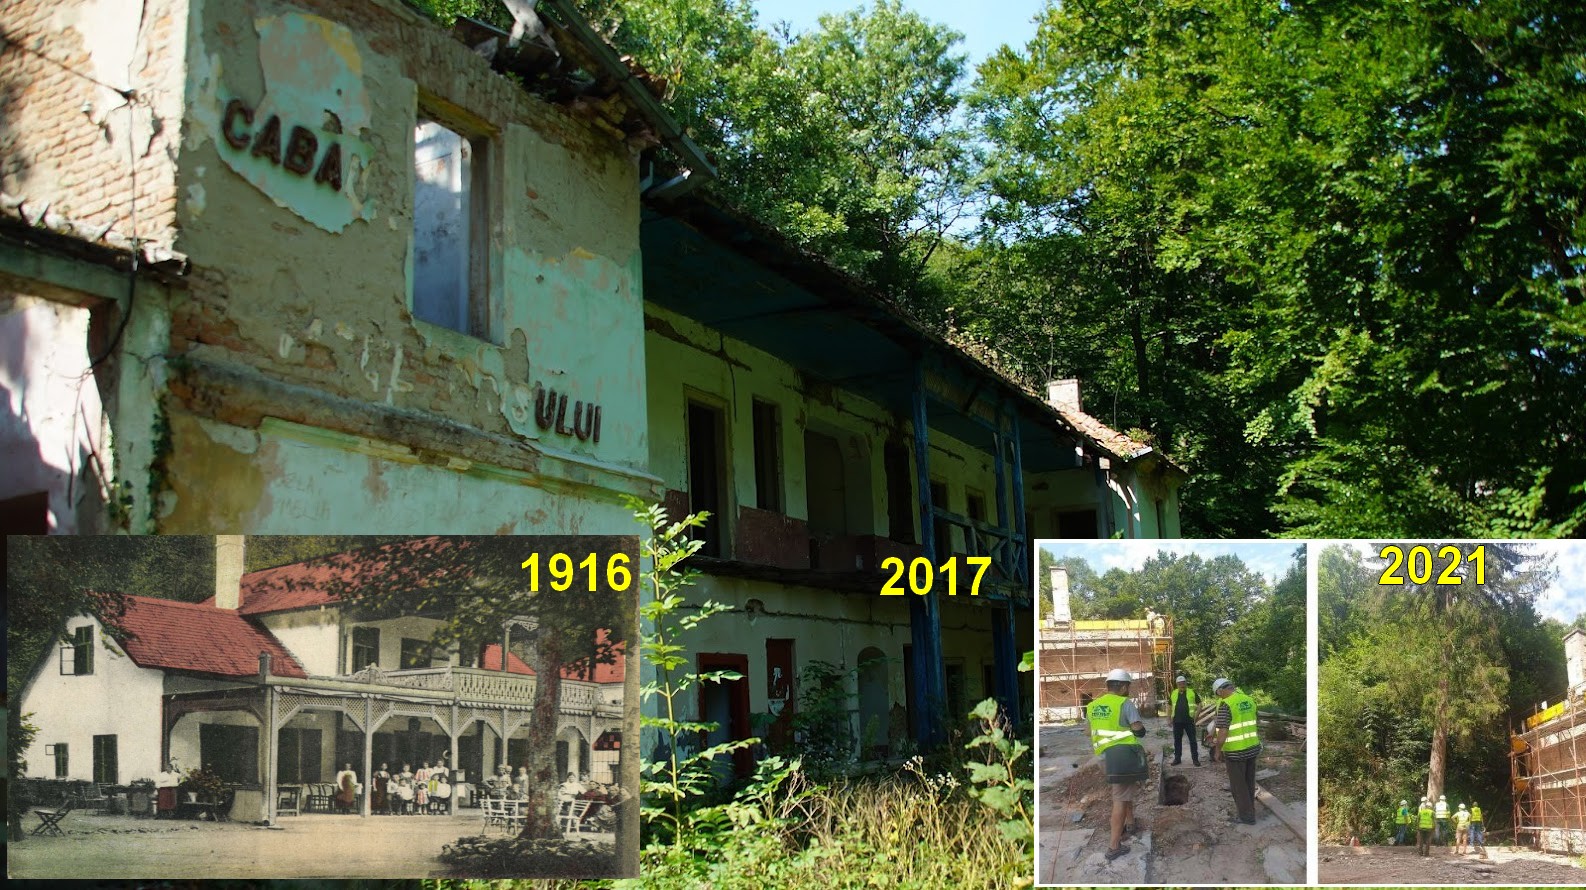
[1087,669,1262,863]
[1395,794,1484,856]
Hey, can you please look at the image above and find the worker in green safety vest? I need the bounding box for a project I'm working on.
[1169,675,1200,766]
[1210,677,1261,825]
[1434,794,1450,844]
[1454,803,1471,854]
[1417,797,1435,856]
[1470,802,1484,851]
[1394,799,1412,845]
[1087,667,1148,863]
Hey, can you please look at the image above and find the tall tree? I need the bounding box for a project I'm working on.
[972,0,1586,536]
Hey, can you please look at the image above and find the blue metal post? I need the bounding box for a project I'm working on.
[991,404,1019,723]
[910,361,945,747]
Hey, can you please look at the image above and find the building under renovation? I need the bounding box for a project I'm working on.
[1037,566,1173,723]
[1511,627,1586,853]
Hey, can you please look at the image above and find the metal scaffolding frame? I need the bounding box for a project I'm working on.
[1511,697,1586,854]
[1037,616,1173,723]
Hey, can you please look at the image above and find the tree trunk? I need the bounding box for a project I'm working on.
[518,631,565,840]
[1425,649,1450,803]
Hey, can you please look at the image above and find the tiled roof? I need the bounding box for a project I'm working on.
[481,630,624,684]
[111,594,307,679]
[1049,403,1158,463]
[205,536,458,615]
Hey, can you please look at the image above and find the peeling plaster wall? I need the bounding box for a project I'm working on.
[157,414,639,536]
[667,575,999,739]
[157,0,651,531]
[644,303,1010,544]
[0,0,189,249]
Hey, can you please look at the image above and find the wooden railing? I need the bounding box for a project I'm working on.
[337,666,619,715]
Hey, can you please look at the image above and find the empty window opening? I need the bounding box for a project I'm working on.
[884,440,915,544]
[413,117,488,338]
[686,400,728,557]
[752,399,783,512]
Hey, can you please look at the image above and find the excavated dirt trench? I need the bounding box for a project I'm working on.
[1038,722,1307,885]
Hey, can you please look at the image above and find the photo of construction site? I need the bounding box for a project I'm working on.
[1034,541,1308,885]
[1319,540,1586,884]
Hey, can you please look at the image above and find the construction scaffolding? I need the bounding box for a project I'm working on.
[1511,693,1586,855]
[1037,614,1173,723]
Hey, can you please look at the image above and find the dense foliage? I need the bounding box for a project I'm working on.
[402,2,1584,536]
[1317,543,1565,842]
[1042,547,1307,714]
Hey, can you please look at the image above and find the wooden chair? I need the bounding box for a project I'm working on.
[276,785,301,817]
[32,797,76,836]
[481,797,504,833]
[75,781,110,814]
[559,798,593,833]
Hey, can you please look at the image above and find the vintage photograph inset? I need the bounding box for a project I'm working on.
[1033,540,1308,886]
[1318,541,1586,885]
[8,534,638,879]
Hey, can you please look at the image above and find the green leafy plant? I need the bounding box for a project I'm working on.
[963,698,1033,844]
[180,766,225,798]
[789,659,856,778]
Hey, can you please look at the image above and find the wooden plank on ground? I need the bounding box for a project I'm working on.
[1255,784,1304,838]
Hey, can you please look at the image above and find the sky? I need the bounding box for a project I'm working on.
[753,0,1049,68]
[1037,540,1304,586]
[1331,541,1586,626]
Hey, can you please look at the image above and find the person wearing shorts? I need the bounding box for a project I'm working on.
[1088,668,1148,862]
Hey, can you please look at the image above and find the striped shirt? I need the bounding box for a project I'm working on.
[1215,701,1262,761]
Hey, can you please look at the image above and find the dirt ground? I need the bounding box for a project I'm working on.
[1320,842,1586,884]
[1037,719,1307,885]
[8,811,616,878]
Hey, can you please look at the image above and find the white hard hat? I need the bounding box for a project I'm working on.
[1106,668,1132,683]
[1212,677,1232,692]
[1458,803,1467,810]
[1439,794,1446,800]
[1400,800,1408,806]
[1175,675,1187,683]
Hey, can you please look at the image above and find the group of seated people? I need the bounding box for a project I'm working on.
[480,765,615,804]
[358,761,453,814]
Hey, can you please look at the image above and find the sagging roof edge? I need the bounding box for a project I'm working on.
[643,191,1186,478]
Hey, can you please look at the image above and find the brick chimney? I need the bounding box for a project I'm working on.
[215,535,245,610]
[1567,628,1586,695]
[1047,379,1082,413]
[1050,565,1072,624]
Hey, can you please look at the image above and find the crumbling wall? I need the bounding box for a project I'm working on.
[153,0,654,531]
[0,0,188,248]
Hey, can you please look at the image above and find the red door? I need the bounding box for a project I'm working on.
[765,639,796,750]
[697,653,752,776]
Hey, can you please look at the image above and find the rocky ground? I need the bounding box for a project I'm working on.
[1320,842,1586,884]
[1037,719,1307,885]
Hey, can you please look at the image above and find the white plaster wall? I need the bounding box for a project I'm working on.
[258,607,343,675]
[17,616,166,781]
[0,297,106,533]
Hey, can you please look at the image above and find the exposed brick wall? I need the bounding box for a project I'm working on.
[0,0,187,250]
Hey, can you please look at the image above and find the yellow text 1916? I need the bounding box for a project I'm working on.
[1377,544,1485,586]
[878,556,992,596]
[521,552,632,592]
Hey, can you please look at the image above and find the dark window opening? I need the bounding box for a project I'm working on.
[929,481,951,559]
[1058,509,1099,540]
[752,399,783,512]
[92,734,118,785]
[884,440,915,544]
[352,626,380,672]
[686,400,728,557]
[199,722,259,785]
[54,742,69,778]
[61,625,94,675]
[278,727,324,784]
[400,638,431,670]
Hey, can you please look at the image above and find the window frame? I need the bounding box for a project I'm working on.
[410,100,498,343]
[92,734,118,785]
